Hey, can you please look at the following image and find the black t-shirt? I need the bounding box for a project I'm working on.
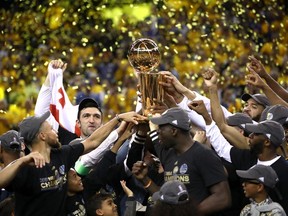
[154,140,227,203]
[66,194,86,216]
[58,125,78,146]
[230,147,288,214]
[11,143,84,216]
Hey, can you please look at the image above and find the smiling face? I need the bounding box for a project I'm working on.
[77,107,102,138]
[157,124,176,150]
[97,198,118,216]
[67,169,83,196]
[242,98,265,122]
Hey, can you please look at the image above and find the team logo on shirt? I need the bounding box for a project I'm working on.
[40,164,67,191]
[179,163,188,174]
[173,166,179,174]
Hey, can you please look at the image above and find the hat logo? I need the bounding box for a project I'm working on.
[266,134,271,139]
[259,177,264,182]
[172,120,178,125]
[267,113,273,120]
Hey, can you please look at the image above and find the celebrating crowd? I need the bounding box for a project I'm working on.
[1,0,288,216]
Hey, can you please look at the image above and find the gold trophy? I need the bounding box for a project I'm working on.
[127,38,163,116]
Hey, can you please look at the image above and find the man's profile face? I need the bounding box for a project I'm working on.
[157,124,176,150]
[40,121,61,148]
[248,133,266,155]
[77,107,102,138]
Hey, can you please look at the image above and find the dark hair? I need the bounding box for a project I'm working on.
[0,195,15,216]
[86,192,114,216]
[150,198,200,216]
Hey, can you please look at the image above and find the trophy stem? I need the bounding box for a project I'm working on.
[138,72,164,116]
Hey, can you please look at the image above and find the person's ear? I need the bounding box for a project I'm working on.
[76,119,81,128]
[171,127,178,136]
[96,209,103,216]
[257,183,265,192]
[263,138,271,147]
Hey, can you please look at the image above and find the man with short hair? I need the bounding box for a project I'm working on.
[0,111,144,216]
[132,107,231,216]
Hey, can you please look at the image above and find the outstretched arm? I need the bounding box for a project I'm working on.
[203,68,249,149]
[248,56,288,102]
[0,152,45,188]
[82,112,146,154]
[34,60,67,131]
[246,63,288,106]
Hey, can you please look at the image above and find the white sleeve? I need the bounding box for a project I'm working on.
[205,121,232,163]
[79,130,119,167]
[34,85,59,131]
[193,91,232,117]
[177,96,207,129]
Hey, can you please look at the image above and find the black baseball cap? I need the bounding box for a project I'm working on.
[260,105,288,126]
[236,164,278,189]
[226,113,253,130]
[0,130,22,151]
[241,93,270,107]
[150,107,191,131]
[152,180,189,205]
[18,111,50,145]
[77,98,102,119]
[243,120,285,148]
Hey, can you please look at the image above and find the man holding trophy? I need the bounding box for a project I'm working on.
[128,38,231,215]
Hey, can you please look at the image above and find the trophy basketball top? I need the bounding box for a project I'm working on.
[127,38,161,73]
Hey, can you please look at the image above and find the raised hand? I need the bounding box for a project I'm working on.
[246,64,267,90]
[193,130,207,144]
[247,56,267,78]
[120,180,134,197]
[119,122,135,141]
[118,112,147,125]
[202,68,218,88]
[159,71,186,92]
[132,161,149,181]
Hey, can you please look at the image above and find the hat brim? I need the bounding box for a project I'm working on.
[40,111,51,123]
[244,123,264,134]
[241,93,266,107]
[236,170,254,180]
[150,116,169,126]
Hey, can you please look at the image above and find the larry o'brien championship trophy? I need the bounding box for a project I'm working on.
[127,38,164,116]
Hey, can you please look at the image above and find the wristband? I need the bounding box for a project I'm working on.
[74,160,90,176]
[116,114,122,122]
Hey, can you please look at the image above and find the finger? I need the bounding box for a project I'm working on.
[246,65,257,74]
[62,63,67,71]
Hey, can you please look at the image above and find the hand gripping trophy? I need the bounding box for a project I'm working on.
[127,38,163,116]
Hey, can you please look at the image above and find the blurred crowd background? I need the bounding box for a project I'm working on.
[0,0,288,133]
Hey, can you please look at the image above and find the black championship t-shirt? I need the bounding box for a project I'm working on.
[11,143,84,216]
